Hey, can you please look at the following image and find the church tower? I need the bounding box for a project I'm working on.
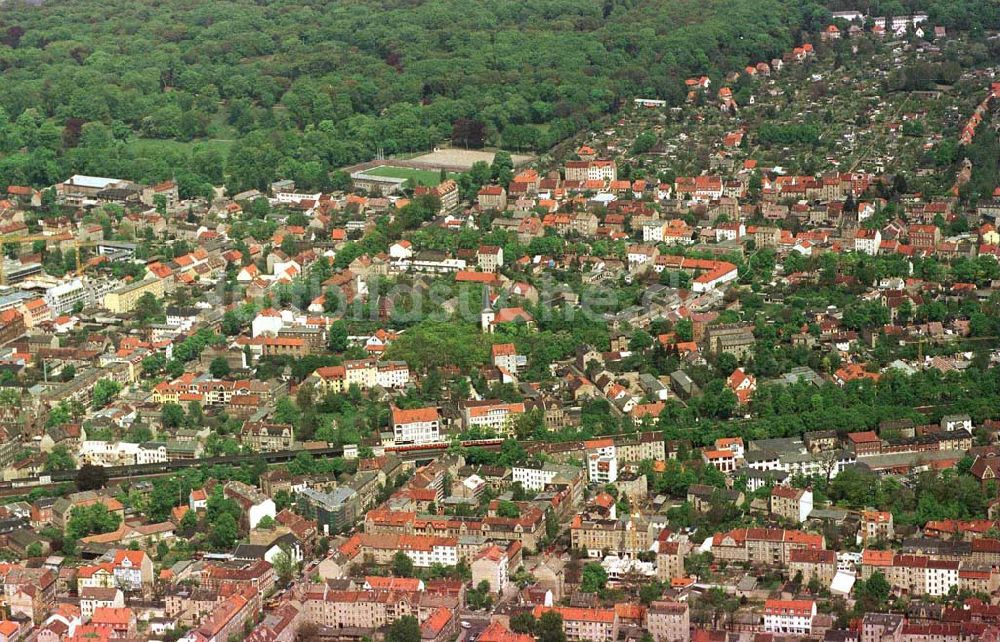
[480,286,494,332]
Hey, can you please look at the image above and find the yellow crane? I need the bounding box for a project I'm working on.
[0,234,101,285]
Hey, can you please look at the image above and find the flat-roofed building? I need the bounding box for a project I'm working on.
[103,278,165,314]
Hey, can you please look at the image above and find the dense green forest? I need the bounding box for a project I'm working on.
[0,0,997,195]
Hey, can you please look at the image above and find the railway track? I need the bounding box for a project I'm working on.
[0,438,506,497]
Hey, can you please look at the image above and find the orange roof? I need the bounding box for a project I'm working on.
[862,549,894,566]
[847,431,879,444]
[391,405,439,425]
[532,605,616,624]
[422,606,453,635]
[631,402,664,418]
[593,492,615,509]
[365,576,422,591]
[764,599,814,616]
[77,564,115,579]
[479,621,534,642]
[455,270,499,284]
[91,607,134,626]
[615,603,645,620]
[491,343,517,357]
[113,550,148,567]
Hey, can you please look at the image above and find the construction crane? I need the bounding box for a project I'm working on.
[0,234,101,285]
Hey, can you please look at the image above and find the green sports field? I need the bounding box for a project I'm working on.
[363,165,458,187]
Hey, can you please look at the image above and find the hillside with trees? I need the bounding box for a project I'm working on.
[0,0,827,194]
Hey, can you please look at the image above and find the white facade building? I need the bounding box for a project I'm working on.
[45,278,88,313]
[251,309,285,337]
[404,540,458,568]
[390,406,441,445]
[462,401,525,437]
[763,600,816,635]
[376,362,411,389]
[512,467,560,492]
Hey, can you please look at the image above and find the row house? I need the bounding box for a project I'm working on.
[312,358,410,394]
[240,422,294,452]
[339,533,459,568]
[770,486,813,524]
[302,586,418,631]
[646,601,689,642]
[570,513,650,557]
[2,566,57,623]
[151,377,279,407]
[477,185,508,211]
[565,160,617,183]
[788,549,837,587]
[645,219,693,245]
[364,506,545,551]
[460,400,525,437]
[92,607,138,638]
[200,560,275,600]
[182,590,256,642]
[655,539,690,582]
[862,551,962,596]
[108,549,155,592]
[711,528,825,565]
[674,175,724,202]
[860,510,895,544]
[532,606,618,642]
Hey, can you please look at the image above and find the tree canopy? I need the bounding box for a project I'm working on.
[0,0,833,193]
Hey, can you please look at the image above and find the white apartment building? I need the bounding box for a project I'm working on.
[275,191,321,205]
[588,452,618,484]
[491,343,521,374]
[585,440,618,484]
[854,229,881,256]
[745,448,856,480]
[80,587,124,619]
[512,466,560,492]
[80,441,168,467]
[471,545,511,594]
[626,245,656,268]
[403,539,458,567]
[715,222,745,242]
[763,600,816,635]
[251,309,285,337]
[462,400,525,437]
[376,361,410,389]
[390,405,440,445]
[643,223,666,243]
[345,359,378,389]
[587,160,617,182]
[45,278,88,313]
[925,560,959,596]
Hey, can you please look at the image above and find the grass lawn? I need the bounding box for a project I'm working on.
[363,165,459,187]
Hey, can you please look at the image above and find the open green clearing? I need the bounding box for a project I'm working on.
[363,166,459,187]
